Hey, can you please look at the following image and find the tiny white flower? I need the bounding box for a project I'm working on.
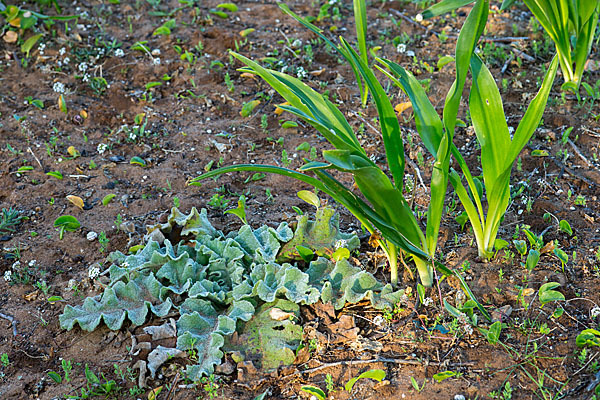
[28,259,36,267]
[334,239,347,250]
[52,82,66,94]
[67,278,77,290]
[88,265,100,280]
[423,297,434,307]
[114,48,124,57]
[63,57,70,64]
[4,270,12,282]
[11,261,20,269]
[59,47,66,56]
[152,57,161,65]
[97,143,108,154]
[151,48,161,56]
[591,307,600,318]
[372,315,384,326]
[121,261,130,268]
[415,14,424,22]
[78,62,88,72]
[396,43,407,53]
[406,50,416,58]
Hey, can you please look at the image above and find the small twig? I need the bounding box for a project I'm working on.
[500,53,515,75]
[27,147,43,168]
[388,9,441,37]
[574,352,598,377]
[581,126,600,138]
[288,357,474,377]
[568,139,594,168]
[164,370,180,400]
[0,312,18,337]
[482,36,529,43]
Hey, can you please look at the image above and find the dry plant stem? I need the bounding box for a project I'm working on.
[164,370,180,400]
[568,139,594,168]
[27,147,42,168]
[290,357,475,377]
[0,311,18,337]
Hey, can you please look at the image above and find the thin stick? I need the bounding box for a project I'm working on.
[0,312,18,337]
[27,147,42,168]
[288,357,474,377]
[581,126,600,138]
[568,139,594,168]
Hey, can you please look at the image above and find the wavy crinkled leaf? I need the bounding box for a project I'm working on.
[233,223,293,263]
[107,240,163,281]
[196,237,246,289]
[176,303,243,379]
[148,207,218,239]
[188,279,230,305]
[156,242,206,294]
[278,206,359,261]
[233,299,302,370]
[60,274,172,331]
[306,258,403,310]
[249,262,320,304]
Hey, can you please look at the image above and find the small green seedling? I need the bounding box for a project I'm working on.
[102,194,116,206]
[538,282,565,307]
[513,240,527,257]
[130,156,146,167]
[576,329,600,348]
[21,33,43,57]
[46,171,63,180]
[525,249,540,272]
[54,215,81,240]
[224,195,248,224]
[558,220,572,236]
[485,321,502,345]
[432,370,457,382]
[553,248,568,271]
[344,369,385,392]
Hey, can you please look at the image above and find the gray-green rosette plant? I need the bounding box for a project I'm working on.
[60,207,406,380]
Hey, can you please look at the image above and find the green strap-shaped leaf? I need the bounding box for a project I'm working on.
[443,0,488,138]
[232,53,362,154]
[339,38,405,190]
[353,0,369,106]
[278,3,367,111]
[469,55,511,194]
[376,58,443,156]
[421,0,474,19]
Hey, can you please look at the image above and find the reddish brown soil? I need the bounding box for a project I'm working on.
[0,0,599,399]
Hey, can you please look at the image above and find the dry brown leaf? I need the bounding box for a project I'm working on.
[394,101,412,115]
[8,18,20,28]
[541,241,555,254]
[67,146,80,157]
[24,290,40,301]
[269,307,295,321]
[240,72,256,80]
[3,31,18,43]
[274,102,289,115]
[66,195,84,210]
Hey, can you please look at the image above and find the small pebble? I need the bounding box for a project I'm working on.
[87,231,98,241]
